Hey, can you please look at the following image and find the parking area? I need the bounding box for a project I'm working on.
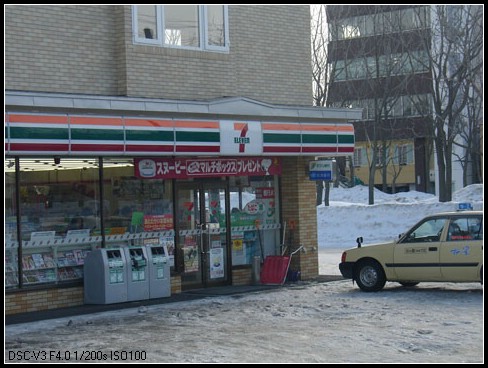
[5,279,483,363]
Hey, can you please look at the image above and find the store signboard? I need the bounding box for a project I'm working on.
[309,160,334,181]
[220,120,263,155]
[135,157,281,179]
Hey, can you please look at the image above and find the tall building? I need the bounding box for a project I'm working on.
[5,5,361,314]
[326,5,482,194]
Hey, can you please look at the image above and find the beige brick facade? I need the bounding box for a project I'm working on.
[281,157,319,280]
[5,287,84,315]
[232,268,253,286]
[5,5,312,105]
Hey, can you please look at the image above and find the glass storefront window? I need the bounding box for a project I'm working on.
[5,160,17,240]
[5,158,102,287]
[17,158,102,240]
[229,176,280,265]
[6,156,281,290]
[103,158,174,261]
[5,159,18,287]
[5,157,176,289]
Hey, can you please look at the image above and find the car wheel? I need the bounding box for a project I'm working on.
[354,259,386,292]
[398,282,419,287]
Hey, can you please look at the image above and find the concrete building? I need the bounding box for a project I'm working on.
[325,5,482,195]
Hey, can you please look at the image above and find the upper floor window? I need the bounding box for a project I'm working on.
[133,5,229,52]
[331,6,429,41]
[353,147,364,167]
[394,144,414,165]
[332,51,430,82]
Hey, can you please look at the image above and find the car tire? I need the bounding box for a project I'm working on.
[354,259,386,292]
[398,282,419,287]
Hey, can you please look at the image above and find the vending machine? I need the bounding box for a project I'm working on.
[84,248,128,304]
[123,246,150,301]
[147,244,171,298]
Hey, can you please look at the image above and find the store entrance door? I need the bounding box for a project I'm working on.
[176,180,229,290]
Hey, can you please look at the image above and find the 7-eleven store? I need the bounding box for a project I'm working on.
[5,92,361,314]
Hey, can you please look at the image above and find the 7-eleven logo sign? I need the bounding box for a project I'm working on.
[233,123,250,153]
[220,120,262,155]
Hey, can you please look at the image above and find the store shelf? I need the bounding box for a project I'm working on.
[5,241,96,287]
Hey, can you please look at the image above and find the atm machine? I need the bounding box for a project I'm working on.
[123,246,150,301]
[147,244,171,298]
[84,248,128,304]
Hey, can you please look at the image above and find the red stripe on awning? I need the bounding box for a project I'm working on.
[175,145,220,153]
[126,145,174,152]
[263,146,301,153]
[8,143,69,152]
[71,144,124,152]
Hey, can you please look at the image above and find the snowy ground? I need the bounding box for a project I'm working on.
[4,184,484,364]
[4,280,483,363]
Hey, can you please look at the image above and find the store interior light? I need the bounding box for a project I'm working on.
[4,158,134,173]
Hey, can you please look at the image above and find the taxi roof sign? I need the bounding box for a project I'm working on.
[457,202,473,211]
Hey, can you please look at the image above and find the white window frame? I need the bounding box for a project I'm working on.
[374,145,387,167]
[133,5,163,46]
[132,5,229,53]
[203,5,229,52]
[394,144,414,165]
[353,147,364,167]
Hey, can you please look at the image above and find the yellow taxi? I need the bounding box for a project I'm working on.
[339,209,483,291]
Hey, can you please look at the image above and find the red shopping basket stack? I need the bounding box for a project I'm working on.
[260,255,291,285]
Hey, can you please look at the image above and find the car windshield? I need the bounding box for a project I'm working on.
[402,218,446,243]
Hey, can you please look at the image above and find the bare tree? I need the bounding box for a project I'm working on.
[311,5,337,206]
[334,7,417,204]
[311,4,330,108]
[414,5,483,201]
[313,5,482,205]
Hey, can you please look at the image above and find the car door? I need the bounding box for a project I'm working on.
[393,216,447,281]
[440,215,483,281]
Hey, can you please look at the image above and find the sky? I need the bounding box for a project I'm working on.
[5,183,484,363]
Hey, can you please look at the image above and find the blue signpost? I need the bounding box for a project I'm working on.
[309,171,332,180]
[309,160,334,181]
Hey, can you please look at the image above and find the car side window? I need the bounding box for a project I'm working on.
[448,216,483,241]
[402,218,446,243]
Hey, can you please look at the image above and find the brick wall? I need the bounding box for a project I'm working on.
[5,5,312,106]
[5,5,119,95]
[170,274,182,295]
[232,267,253,286]
[280,157,319,279]
[5,277,184,315]
[5,286,84,315]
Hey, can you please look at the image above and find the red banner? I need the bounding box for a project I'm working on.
[143,214,174,231]
[135,157,281,179]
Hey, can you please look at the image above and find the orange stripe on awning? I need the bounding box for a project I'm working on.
[335,125,354,132]
[8,114,68,124]
[124,119,173,128]
[301,124,339,132]
[304,124,354,132]
[262,123,301,131]
[174,120,219,129]
[70,116,123,126]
